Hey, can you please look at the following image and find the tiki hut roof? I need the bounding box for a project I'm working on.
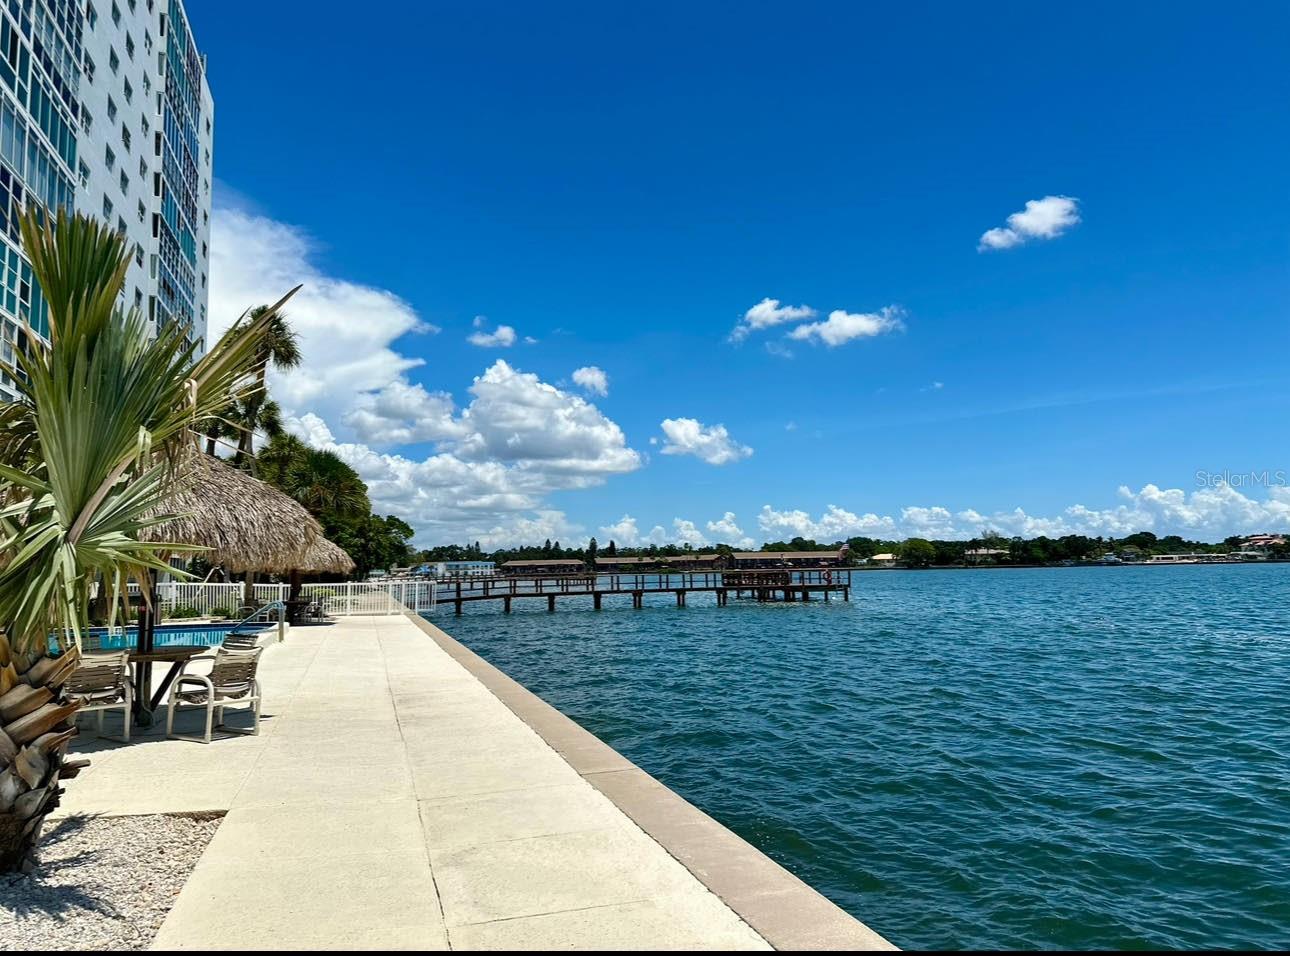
[295,535,356,574]
[142,452,322,573]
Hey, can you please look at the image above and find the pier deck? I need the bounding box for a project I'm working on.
[439,568,853,614]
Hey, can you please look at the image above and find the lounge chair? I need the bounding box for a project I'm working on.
[65,651,133,743]
[220,630,262,650]
[165,646,263,744]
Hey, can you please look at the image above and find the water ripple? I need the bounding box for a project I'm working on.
[436,564,1290,950]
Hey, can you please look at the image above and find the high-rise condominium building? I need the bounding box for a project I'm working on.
[0,0,213,402]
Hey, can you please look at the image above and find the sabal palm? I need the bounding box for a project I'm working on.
[0,209,294,871]
[283,448,370,520]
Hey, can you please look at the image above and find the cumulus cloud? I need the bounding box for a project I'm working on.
[706,512,756,549]
[979,195,1080,251]
[731,297,816,341]
[571,366,609,397]
[209,208,432,432]
[659,417,753,465]
[467,317,519,348]
[753,483,1290,543]
[787,307,905,347]
[599,514,642,546]
[342,381,466,447]
[210,202,643,548]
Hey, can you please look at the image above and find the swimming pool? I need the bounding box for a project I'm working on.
[83,622,270,652]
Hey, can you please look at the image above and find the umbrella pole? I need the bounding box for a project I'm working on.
[135,569,157,724]
[287,569,302,626]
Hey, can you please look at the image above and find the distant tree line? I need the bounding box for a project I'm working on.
[412,530,1284,570]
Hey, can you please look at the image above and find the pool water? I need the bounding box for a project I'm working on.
[83,622,268,651]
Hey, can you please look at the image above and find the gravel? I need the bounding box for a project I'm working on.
[0,812,222,951]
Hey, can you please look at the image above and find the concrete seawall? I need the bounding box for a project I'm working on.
[407,611,895,951]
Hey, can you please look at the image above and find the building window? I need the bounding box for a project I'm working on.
[104,144,115,169]
[83,55,95,82]
[116,216,127,236]
[102,196,113,219]
[125,35,134,60]
[87,3,98,29]
[140,114,149,136]
[138,156,146,179]
[109,49,119,74]
[119,169,129,194]
[111,2,120,25]
[123,78,132,102]
[78,161,90,188]
[121,124,131,151]
[80,103,91,130]
[107,97,117,121]
[135,242,144,266]
[137,200,145,222]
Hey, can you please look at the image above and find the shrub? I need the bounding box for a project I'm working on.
[209,606,234,620]
[168,604,200,619]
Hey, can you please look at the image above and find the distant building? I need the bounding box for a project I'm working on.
[596,554,727,573]
[868,553,898,568]
[731,549,848,569]
[500,558,586,576]
[432,560,495,579]
[964,547,1009,564]
[1237,534,1285,558]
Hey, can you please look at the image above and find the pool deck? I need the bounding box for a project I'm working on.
[55,613,893,951]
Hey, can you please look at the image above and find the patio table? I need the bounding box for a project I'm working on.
[130,644,212,724]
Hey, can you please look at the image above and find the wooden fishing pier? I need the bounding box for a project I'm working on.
[439,568,852,615]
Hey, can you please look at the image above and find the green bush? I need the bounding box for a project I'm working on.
[209,606,235,620]
[168,604,200,619]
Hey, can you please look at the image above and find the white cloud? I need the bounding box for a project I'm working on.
[978,195,1080,251]
[599,514,642,547]
[659,417,753,466]
[571,366,609,397]
[671,519,709,548]
[208,208,432,432]
[342,381,466,447]
[467,317,519,348]
[731,297,817,341]
[753,483,1290,543]
[787,307,905,347]
[706,512,755,549]
[209,200,646,548]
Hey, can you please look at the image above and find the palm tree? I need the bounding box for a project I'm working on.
[0,209,294,872]
[228,393,286,469]
[232,305,299,464]
[281,448,370,521]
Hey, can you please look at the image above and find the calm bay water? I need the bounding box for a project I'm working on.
[432,564,1290,949]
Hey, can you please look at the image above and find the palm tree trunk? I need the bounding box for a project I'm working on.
[0,637,85,872]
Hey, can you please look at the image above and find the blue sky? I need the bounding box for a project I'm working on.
[199,1,1290,547]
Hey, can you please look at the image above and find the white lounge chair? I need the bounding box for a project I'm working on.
[165,646,263,743]
[65,651,134,743]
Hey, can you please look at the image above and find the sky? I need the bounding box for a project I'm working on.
[198,1,1290,548]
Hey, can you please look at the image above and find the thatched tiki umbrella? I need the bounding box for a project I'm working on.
[144,452,322,576]
[131,453,321,715]
[277,536,355,624]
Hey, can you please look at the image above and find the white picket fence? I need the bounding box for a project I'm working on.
[130,580,438,616]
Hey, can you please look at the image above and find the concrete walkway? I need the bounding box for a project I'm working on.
[58,614,891,950]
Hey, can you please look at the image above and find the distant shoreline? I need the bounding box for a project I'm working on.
[853,559,1290,571]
